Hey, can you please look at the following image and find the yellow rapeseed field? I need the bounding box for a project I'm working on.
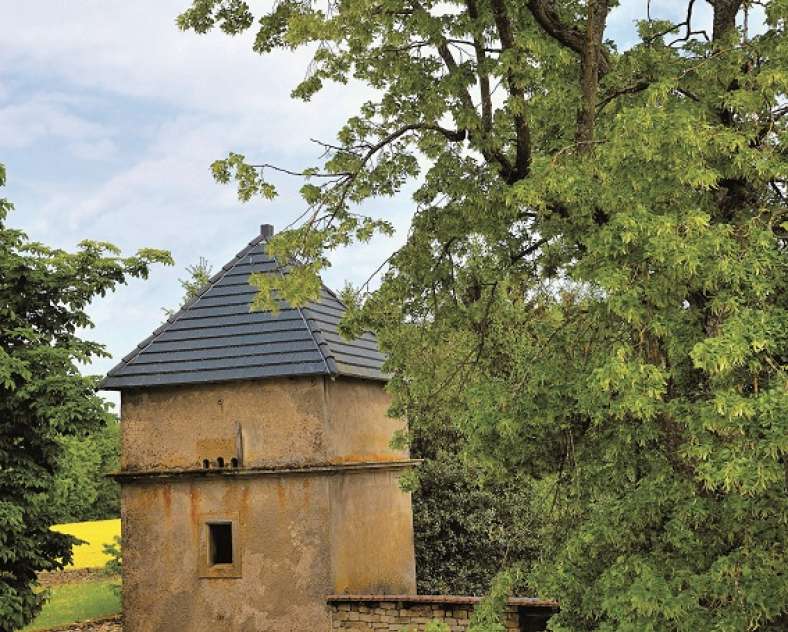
[51,519,120,569]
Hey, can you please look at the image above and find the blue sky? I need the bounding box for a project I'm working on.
[0,1,756,408]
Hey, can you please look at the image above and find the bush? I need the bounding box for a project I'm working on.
[102,536,122,577]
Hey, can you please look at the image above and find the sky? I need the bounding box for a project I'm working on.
[0,1,759,408]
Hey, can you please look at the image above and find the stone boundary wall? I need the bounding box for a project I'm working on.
[37,567,109,588]
[326,595,556,632]
[45,614,122,632]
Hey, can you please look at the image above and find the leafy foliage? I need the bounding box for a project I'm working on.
[102,535,122,599]
[180,0,787,629]
[406,420,539,596]
[102,536,122,578]
[49,420,120,523]
[0,164,171,629]
[162,256,213,318]
[468,569,521,632]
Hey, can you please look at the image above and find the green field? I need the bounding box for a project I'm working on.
[21,519,123,630]
[51,519,120,569]
[23,579,121,631]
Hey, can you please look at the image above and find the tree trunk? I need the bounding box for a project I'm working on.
[576,0,609,146]
[712,0,742,41]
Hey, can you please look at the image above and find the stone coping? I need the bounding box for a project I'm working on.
[112,459,421,482]
[325,594,558,609]
[37,614,122,631]
[37,567,111,588]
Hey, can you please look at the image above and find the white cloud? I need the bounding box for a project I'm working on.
[0,1,367,125]
[0,96,110,148]
[68,137,117,161]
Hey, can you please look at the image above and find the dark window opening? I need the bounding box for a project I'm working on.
[202,459,210,469]
[217,456,225,468]
[208,523,233,565]
[230,457,239,468]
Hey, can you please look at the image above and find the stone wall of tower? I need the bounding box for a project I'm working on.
[121,376,410,470]
[119,376,416,632]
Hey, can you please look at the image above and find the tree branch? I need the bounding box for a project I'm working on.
[597,80,650,112]
[466,0,494,133]
[643,0,709,46]
[409,0,517,180]
[527,0,610,75]
[489,0,531,181]
[510,237,549,263]
[576,0,610,145]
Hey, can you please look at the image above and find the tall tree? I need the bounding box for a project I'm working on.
[49,419,121,523]
[180,1,786,629]
[0,164,171,629]
[162,256,213,318]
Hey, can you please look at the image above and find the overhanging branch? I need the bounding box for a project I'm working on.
[527,0,610,75]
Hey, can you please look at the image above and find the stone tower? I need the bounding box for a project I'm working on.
[101,225,417,632]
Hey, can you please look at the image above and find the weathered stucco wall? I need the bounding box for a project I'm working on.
[119,376,416,632]
[122,476,332,632]
[330,469,417,594]
[120,377,327,470]
[324,378,408,463]
[120,376,406,471]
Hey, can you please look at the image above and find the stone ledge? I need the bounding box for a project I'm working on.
[325,594,558,609]
[112,459,421,482]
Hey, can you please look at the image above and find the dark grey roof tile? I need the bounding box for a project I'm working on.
[143,331,314,353]
[100,228,388,389]
[333,362,389,381]
[119,350,326,375]
[103,362,331,388]
[155,321,306,341]
[128,340,321,364]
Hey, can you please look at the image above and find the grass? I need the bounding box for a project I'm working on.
[19,520,123,631]
[22,578,121,631]
[51,519,120,569]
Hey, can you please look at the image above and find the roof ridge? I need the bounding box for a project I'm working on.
[270,256,337,378]
[301,296,339,377]
[320,284,344,305]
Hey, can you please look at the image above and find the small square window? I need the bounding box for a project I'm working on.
[208,523,233,565]
[198,513,242,578]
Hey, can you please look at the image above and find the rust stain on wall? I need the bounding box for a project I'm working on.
[161,484,172,517]
[240,484,250,515]
[276,479,287,508]
[189,485,200,529]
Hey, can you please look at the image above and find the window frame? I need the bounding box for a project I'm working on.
[198,512,242,578]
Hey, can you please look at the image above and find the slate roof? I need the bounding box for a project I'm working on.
[100,227,388,390]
